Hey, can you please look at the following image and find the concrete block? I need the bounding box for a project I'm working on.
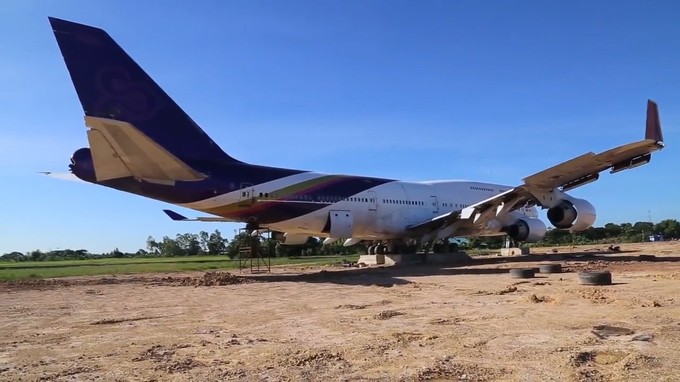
[357,254,385,265]
[500,247,530,256]
[384,253,425,266]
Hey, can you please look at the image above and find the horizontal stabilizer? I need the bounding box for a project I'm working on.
[162,209,232,222]
[39,171,86,183]
[86,116,206,182]
[163,209,188,221]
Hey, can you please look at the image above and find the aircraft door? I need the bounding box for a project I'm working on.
[430,196,439,214]
[239,183,254,207]
[329,210,353,238]
[367,191,377,211]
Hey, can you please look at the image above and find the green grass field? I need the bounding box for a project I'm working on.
[0,255,359,281]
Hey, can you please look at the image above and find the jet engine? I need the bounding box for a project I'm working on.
[547,197,596,231]
[504,217,547,243]
[69,148,95,182]
[280,233,309,245]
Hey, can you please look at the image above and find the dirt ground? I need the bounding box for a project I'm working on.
[2,242,680,381]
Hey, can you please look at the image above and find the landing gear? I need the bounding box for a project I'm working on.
[366,244,388,255]
[365,240,418,255]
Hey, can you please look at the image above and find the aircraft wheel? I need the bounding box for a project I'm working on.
[578,271,612,285]
[538,264,562,274]
[509,268,536,279]
[376,245,386,255]
[367,245,376,255]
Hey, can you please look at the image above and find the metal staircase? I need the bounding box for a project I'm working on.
[237,228,272,273]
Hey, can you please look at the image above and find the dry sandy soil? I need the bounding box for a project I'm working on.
[3,242,680,381]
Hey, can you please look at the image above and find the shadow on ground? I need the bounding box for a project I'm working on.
[4,252,678,289]
[242,252,680,287]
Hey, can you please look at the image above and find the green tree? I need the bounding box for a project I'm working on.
[146,236,161,256]
[207,230,228,255]
[175,233,201,256]
[654,219,680,239]
[1,252,27,262]
[29,250,44,261]
[198,231,210,253]
[603,223,622,238]
[161,236,184,256]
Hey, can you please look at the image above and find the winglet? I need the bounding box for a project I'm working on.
[163,209,188,221]
[645,100,664,143]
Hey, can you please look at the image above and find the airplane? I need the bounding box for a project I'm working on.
[48,17,665,255]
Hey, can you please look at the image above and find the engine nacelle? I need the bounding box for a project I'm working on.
[280,233,309,245]
[69,147,96,182]
[504,217,547,243]
[547,197,596,231]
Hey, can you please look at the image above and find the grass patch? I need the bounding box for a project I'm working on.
[0,255,359,281]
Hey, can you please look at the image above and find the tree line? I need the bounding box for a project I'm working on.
[469,219,680,249]
[2,219,678,261]
[1,229,359,262]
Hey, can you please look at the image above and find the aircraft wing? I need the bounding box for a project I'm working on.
[524,100,663,191]
[410,100,665,236]
[407,210,461,234]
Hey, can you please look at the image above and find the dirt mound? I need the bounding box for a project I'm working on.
[375,310,405,320]
[132,344,202,374]
[527,294,554,303]
[35,366,98,381]
[90,316,162,325]
[156,357,204,373]
[132,344,185,363]
[2,271,249,290]
[413,356,504,381]
[335,304,368,310]
[284,349,350,369]
[158,271,250,286]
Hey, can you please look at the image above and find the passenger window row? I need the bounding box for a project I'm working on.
[254,192,375,203]
[381,199,424,206]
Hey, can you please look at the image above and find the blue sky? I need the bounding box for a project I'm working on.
[1,1,678,254]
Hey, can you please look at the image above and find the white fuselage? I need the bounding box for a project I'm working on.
[180,174,537,240]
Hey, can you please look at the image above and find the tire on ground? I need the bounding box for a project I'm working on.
[538,264,562,274]
[578,271,612,285]
[509,268,535,279]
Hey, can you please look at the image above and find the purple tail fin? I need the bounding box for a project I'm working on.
[49,17,239,165]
